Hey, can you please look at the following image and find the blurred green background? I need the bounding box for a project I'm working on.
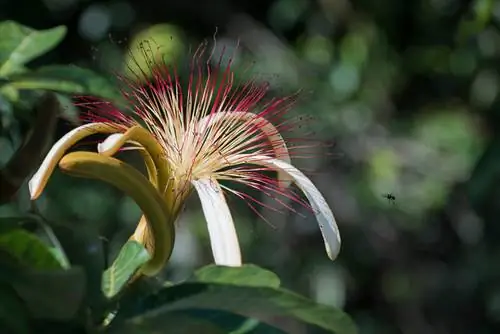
[1,0,500,333]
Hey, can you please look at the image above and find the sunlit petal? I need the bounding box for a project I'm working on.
[197,111,292,189]
[28,123,117,199]
[232,154,341,260]
[192,178,242,266]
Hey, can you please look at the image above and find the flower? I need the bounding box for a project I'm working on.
[29,43,341,274]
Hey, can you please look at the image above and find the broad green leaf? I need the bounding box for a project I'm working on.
[0,216,26,232]
[109,311,226,334]
[7,65,122,102]
[467,136,500,214]
[0,90,12,116]
[50,223,106,322]
[0,215,69,269]
[178,310,286,334]
[0,21,66,76]
[123,283,357,334]
[13,267,86,320]
[0,284,30,334]
[192,264,281,288]
[0,228,63,269]
[102,240,151,298]
[0,247,85,321]
[0,84,19,102]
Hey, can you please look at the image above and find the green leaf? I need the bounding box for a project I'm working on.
[49,223,106,322]
[123,282,357,334]
[177,310,287,334]
[0,215,70,269]
[109,311,226,334]
[192,264,281,288]
[0,21,66,76]
[102,240,151,298]
[7,65,122,102]
[0,284,30,334]
[0,216,26,232]
[13,267,86,320]
[0,228,63,269]
[0,247,85,321]
[54,93,80,123]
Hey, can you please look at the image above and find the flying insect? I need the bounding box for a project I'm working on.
[382,193,396,204]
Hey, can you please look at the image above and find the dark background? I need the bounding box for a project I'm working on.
[1,0,500,333]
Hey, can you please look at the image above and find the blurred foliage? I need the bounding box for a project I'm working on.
[1,0,500,333]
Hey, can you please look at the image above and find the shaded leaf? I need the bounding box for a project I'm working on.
[0,284,30,334]
[125,282,357,334]
[13,267,86,320]
[109,311,226,334]
[0,216,28,233]
[102,240,151,298]
[50,223,106,322]
[0,21,66,76]
[0,248,85,321]
[192,264,281,288]
[0,228,62,269]
[179,309,286,334]
[0,93,59,203]
[7,65,122,102]
[467,136,500,215]
[54,93,80,123]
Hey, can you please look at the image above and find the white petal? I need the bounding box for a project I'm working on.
[29,123,108,199]
[233,155,341,260]
[192,178,242,266]
[196,111,292,189]
[98,133,123,153]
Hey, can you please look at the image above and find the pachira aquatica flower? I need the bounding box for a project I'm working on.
[29,45,341,276]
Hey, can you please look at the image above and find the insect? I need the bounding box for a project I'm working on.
[382,193,396,204]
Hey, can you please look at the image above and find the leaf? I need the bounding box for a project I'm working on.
[0,284,30,334]
[467,136,500,215]
[0,21,66,76]
[108,311,226,334]
[54,93,80,123]
[0,216,27,232]
[102,240,151,298]
[0,93,59,204]
[0,247,85,321]
[49,223,106,322]
[178,310,287,334]
[7,65,122,102]
[123,282,357,334]
[192,264,281,288]
[13,267,86,320]
[0,228,63,269]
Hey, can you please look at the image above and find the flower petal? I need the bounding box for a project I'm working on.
[58,151,174,276]
[96,126,172,196]
[28,123,117,199]
[99,133,159,188]
[197,111,292,189]
[233,155,341,260]
[192,178,242,266]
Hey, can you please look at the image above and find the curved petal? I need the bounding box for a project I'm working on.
[58,151,174,276]
[99,132,163,258]
[96,126,171,196]
[232,154,341,260]
[192,178,242,266]
[28,122,118,199]
[196,112,291,189]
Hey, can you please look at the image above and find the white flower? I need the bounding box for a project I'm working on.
[29,45,341,270]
